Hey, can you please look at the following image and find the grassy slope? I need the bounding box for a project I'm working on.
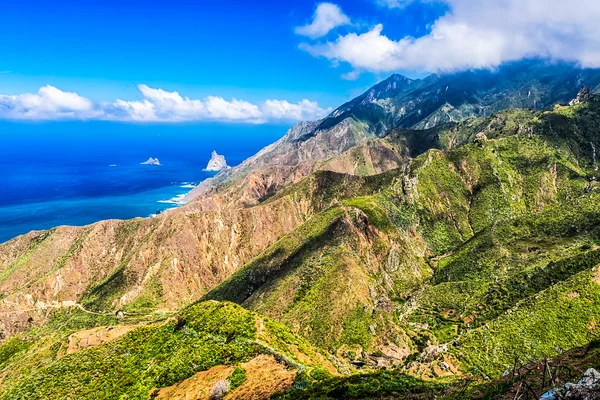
[0,301,337,399]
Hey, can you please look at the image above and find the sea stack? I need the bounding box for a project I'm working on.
[204,151,229,171]
[141,157,160,165]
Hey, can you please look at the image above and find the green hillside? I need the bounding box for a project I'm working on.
[205,95,600,395]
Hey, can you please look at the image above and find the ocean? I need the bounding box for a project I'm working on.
[0,121,288,244]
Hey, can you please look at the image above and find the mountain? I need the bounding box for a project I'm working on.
[205,96,600,373]
[318,59,600,133]
[3,61,600,399]
[184,60,600,209]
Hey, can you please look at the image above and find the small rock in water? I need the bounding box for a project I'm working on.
[141,157,160,165]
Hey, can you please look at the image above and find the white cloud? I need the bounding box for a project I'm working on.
[341,70,361,81]
[203,96,263,121]
[295,3,351,39]
[0,85,331,123]
[0,85,99,120]
[111,85,264,122]
[301,0,600,73]
[262,99,331,121]
[109,99,157,122]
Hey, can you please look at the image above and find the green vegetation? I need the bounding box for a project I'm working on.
[203,95,600,394]
[457,269,600,377]
[343,196,395,232]
[0,336,33,370]
[203,207,345,305]
[0,301,330,399]
[275,370,445,399]
[228,365,247,389]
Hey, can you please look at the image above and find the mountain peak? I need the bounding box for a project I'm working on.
[376,73,413,90]
[356,73,414,105]
[387,73,412,82]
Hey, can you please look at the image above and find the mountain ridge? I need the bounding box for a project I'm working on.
[183,60,600,209]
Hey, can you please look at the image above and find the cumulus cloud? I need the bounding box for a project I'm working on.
[0,85,99,120]
[0,85,331,123]
[262,99,327,121]
[295,3,351,38]
[110,85,264,122]
[301,0,600,73]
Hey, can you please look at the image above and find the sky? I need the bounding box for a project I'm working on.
[1,0,600,124]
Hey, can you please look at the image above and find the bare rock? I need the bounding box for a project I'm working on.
[569,86,591,106]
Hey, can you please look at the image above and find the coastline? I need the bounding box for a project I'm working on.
[0,180,202,244]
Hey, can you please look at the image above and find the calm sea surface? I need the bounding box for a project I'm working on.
[0,121,288,243]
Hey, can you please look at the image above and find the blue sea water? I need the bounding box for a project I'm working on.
[0,121,288,244]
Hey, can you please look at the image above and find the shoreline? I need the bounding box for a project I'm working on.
[0,181,201,244]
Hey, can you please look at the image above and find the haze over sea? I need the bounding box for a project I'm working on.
[0,121,286,244]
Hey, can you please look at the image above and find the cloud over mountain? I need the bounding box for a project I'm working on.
[300,0,600,73]
[0,85,331,123]
[295,2,351,39]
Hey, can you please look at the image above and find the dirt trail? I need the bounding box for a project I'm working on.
[0,301,113,316]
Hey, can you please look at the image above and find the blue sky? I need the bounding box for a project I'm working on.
[0,0,445,122]
[1,0,599,124]
[0,0,443,99]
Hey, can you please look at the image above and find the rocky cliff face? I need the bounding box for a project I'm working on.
[204,150,228,171]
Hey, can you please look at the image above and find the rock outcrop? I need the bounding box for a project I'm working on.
[540,368,600,399]
[140,157,160,165]
[570,85,592,106]
[204,151,228,171]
